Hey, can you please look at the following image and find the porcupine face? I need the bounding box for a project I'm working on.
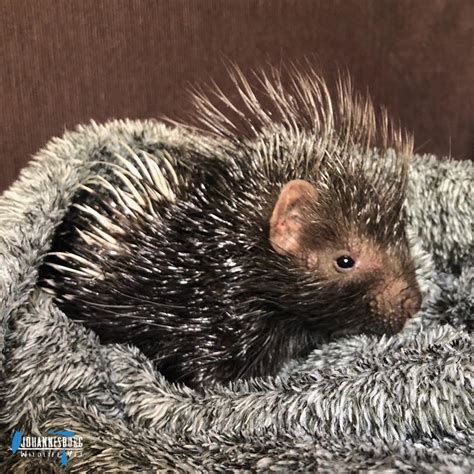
[267,169,421,336]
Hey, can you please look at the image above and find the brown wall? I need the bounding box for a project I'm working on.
[1,0,473,193]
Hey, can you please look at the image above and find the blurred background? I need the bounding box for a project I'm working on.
[0,0,473,192]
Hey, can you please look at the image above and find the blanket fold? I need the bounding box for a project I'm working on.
[0,120,472,472]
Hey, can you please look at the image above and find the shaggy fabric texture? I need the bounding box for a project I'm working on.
[0,120,472,472]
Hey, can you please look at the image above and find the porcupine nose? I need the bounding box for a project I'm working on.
[401,288,422,319]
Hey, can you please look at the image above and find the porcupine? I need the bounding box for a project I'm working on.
[41,67,422,388]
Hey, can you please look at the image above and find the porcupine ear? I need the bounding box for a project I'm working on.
[269,180,317,256]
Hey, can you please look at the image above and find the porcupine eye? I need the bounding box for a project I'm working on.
[335,255,356,272]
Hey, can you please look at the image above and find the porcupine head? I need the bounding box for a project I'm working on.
[44,66,422,387]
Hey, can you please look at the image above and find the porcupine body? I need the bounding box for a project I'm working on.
[42,68,421,388]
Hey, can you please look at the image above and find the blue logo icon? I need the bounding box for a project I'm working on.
[11,431,22,454]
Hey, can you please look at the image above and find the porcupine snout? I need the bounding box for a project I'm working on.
[370,278,422,334]
[402,288,422,319]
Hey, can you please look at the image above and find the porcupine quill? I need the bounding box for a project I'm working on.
[41,66,422,388]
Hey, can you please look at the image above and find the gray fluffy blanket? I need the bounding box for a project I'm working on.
[0,120,472,472]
